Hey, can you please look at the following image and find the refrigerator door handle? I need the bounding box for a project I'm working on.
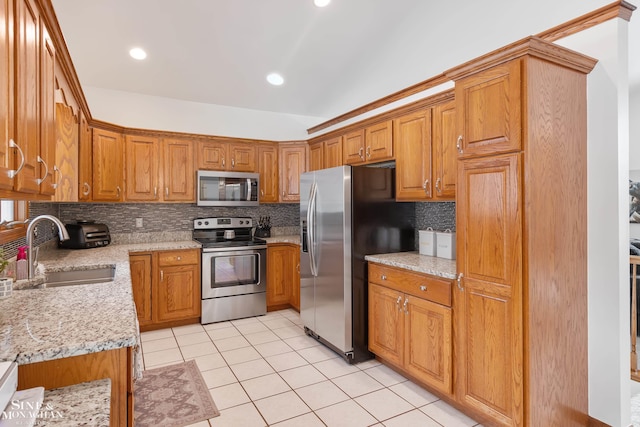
[307,181,318,277]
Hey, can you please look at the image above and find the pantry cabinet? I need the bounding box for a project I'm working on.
[279,143,307,202]
[130,249,201,331]
[266,243,300,311]
[257,143,279,203]
[368,263,452,395]
[92,128,124,201]
[197,140,256,172]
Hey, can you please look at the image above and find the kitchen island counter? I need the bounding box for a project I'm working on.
[365,251,456,279]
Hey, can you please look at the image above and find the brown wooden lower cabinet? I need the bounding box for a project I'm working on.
[266,243,300,311]
[18,347,133,427]
[130,249,201,331]
[368,263,453,396]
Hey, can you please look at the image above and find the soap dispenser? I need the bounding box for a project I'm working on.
[16,246,28,280]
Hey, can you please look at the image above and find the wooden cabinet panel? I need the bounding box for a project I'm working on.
[229,142,256,172]
[279,144,306,202]
[163,138,194,201]
[267,244,293,307]
[155,263,200,322]
[125,135,159,201]
[368,282,404,366]
[405,296,452,395]
[365,120,393,162]
[78,111,92,200]
[369,263,451,307]
[456,61,521,158]
[456,153,522,424]
[92,128,123,201]
[323,137,342,168]
[394,109,432,200]
[0,0,11,191]
[130,253,152,327]
[258,144,278,203]
[14,0,40,194]
[198,140,227,170]
[53,103,78,202]
[342,129,364,165]
[309,142,323,172]
[432,100,456,199]
[157,249,199,266]
[38,23,55,196]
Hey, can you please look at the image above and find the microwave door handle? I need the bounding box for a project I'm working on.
[246,178,251,201]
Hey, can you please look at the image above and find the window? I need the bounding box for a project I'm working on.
[0,200,29,244]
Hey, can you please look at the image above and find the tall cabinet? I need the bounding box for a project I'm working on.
[449,38,595,426]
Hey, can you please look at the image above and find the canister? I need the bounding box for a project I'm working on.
[436,229,456,260]
[419,228,437,256]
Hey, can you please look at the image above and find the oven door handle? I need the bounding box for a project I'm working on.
[307,181,318,277]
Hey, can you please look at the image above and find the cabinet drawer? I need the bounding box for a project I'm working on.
[157,249,199,267]
[369,263,452,307]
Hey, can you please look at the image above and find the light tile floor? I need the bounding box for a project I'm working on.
[140,309,481,427]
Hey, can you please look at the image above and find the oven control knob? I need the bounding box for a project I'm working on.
[239,220,244,224]
[197,221,202,226]
[205,221,209,225]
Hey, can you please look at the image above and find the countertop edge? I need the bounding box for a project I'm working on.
[365,252,457,280]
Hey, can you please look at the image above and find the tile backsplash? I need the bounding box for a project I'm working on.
[415,202,456,231]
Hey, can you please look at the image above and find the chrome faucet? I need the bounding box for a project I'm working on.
[26,215,70,279]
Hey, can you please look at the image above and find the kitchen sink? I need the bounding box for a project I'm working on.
[42,266,116,288]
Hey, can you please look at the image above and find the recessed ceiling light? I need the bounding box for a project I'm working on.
[129,47,147,60]
[266,73,285,86]
[314,0,330,7]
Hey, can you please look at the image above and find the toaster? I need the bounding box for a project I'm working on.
[59,221,111,249]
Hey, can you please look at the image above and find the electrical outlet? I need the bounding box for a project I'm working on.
[135,218,143,228]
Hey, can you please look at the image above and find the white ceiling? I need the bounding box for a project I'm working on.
[52,0,639,121]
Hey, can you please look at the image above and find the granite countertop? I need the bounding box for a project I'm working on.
[365,251,457,279]
[36,379,111,426]
[264,235,300,245]
[0,240,200,365]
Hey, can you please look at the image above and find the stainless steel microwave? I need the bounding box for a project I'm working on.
[197,171,260,206]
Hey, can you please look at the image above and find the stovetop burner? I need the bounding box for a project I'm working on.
[192,217,267,250]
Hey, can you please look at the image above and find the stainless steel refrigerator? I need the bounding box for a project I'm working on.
[300,165,415,364]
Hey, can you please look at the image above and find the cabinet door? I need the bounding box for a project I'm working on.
[394,109,431,201]
[279,144,306,202]
[78,111,92,200]
[368,283,404,366]
[342,129,364,165]
[405,296,452,395]
[365,120,393,162]
[53,103,78,202]
[456,153,523,425]
[0,0,11,191]
[432,100,456,199]
[163,138,194,202]
[257,144,278,203]
[155,263,200,322]
[14,0,40,194]
[125,135,159,201]
[38,23,55,196]
[309,142,323,171]
[267,244,293,307]
[197,140,227,170]
[92,128,124,201]
[456,60,521,158]
[291,246,300,311]
[229,143,256,172]
[130,253,152,327]
[323,137,342,169]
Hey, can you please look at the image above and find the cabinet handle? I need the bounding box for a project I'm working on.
[297,263,300,273]
[177,256,181,261]
[222,158,225,168]
[165,187,169,197]
[261,189,264,196]
[403,297,409,314]
[457,273,464,291]
[160,270,164,282]
[52,165,62,189]
[82,182,91,196]
[358,147,364,160]
[381,274,387,280]
[420,285,427,292]
[366,146,371,158]
[8,139,25,178]
[456,135,463,154]
[396,295,402,310]
[422,179,430,196]
[282,191,285,197]
[231,158,235,168]
[435,178,441,194]
[36,156,48,185]
[154,187,158,198]
[116,186,121,197]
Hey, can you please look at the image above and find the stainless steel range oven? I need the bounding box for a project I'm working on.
[194,217,267,324]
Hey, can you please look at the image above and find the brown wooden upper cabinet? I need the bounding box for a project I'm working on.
[343,121,393,165]
[309,137,343,171]
[53,102,79,202]
[38,24,56,197]
[257,143,279,203]
[163,138,194,202]
[279,143,307,202]
[309,142,323,172]
[0,0,10,193]
[197,140,256,172]
[394,99,456,201]
[125,135,160,201]
[455,60,521,158]
[92,128,124,201]
[342,129,365,165]
[78,111,93,201]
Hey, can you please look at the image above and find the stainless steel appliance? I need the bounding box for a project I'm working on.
[58,220,110,249]
[300,165,415,363]
[197,171,259,207]
[194,217,267,323]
